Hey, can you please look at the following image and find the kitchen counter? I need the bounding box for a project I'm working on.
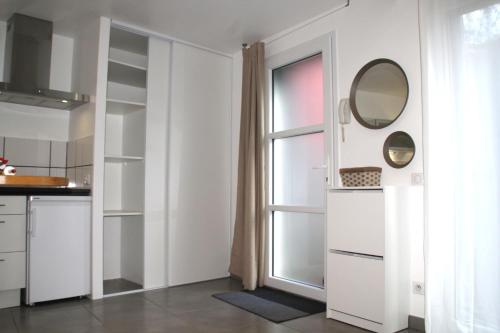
[0,187,91,196]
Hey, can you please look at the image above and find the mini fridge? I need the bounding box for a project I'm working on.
[25,196,91,305]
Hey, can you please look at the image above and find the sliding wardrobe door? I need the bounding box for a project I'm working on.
[168,42,232,286]
[265,35,335,301]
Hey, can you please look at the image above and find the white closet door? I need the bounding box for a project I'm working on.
[168,42,232,286]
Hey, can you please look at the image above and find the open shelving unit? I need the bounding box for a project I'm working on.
[103,26,148,296]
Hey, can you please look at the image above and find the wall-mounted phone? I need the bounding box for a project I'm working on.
[338,98,351,142]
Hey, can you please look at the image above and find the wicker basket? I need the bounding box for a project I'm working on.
[339,167,382,187]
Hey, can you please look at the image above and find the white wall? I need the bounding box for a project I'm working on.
[0,103,70,141]
[69,104,95,141]
[71,16,110,299]
[50,34,75,92]
[168,41,232,286]
[231,0,424,317]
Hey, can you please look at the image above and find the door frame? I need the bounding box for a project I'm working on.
[264,33,337,301]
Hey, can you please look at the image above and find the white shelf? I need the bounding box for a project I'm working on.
[104,210,143,217]
[106,99,146,115]
[107,81,147,105]
[109,27,148,56]
[105,155,144,162]
[108,61,147,88]
[103,288,145,297]
[108,58,147,71]
[104,26,147,295]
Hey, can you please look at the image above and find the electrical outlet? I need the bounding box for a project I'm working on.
[413,281,425,295]
[411,172,424,185]
[83,174,91,186]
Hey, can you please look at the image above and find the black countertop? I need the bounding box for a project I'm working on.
[0,187,91,196]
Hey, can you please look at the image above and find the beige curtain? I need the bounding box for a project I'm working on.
[229,42,266,290]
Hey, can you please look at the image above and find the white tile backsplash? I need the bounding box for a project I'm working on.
[51,141,67,168]
[75,166,92,188]
[15,167,50,176]
[49,168,66,177]
[1,136,93,181]
[67,168,77,186]
[4,137,50,167]
[66,140,76,168]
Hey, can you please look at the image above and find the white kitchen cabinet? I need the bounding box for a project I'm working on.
[327,187,415,333]
[0,215,26,252]
[328,252,385,323]
[328,191,385,256]
[0,196,26,215]
[0,252,25,291]
[0,196,26,309]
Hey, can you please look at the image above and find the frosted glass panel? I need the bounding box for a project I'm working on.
[273,133,325,207]
[273,212,324,287]
[273,54,323,132]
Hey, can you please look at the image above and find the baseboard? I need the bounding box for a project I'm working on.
[408,315,425,332]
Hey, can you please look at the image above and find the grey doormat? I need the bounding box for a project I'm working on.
[213,287,325,323]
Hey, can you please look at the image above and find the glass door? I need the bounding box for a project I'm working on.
[266,48,329,301]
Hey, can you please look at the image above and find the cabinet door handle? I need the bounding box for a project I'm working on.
[0,221,5,224]
[0,204,6,207]
[0,259,5,262]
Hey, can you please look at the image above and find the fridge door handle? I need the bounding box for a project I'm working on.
[29,208,37,237]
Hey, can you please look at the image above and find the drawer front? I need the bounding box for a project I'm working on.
[0,252,26,290]
[327,252,384,324]
[328,191,385,256]
[0,196,26,215]
[0,215,26,252]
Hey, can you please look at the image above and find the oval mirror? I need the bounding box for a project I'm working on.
[350,59,409,129]
[383,131,415,168]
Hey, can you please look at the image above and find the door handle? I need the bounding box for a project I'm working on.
[29,208,37,237]
[329,249,383,261]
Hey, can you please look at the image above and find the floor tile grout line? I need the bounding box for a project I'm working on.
[80,302,104,325]
[8,308,20,333]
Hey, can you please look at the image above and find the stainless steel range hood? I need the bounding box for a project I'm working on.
[0,14,89,110]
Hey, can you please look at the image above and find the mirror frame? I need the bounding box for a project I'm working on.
[383,131,415,168]
[349,58,409,129]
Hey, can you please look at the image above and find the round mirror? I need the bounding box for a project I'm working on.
[350,59,409,129]
[383,131,415,168]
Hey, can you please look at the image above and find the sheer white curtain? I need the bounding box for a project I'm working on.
[420,0,500,332]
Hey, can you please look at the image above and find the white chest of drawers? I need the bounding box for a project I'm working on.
[0,196,26,309]
[326,186,419,333]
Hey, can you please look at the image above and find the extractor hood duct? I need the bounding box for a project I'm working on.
[0,14,89,110]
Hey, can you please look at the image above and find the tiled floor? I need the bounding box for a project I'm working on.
[1,278,419,332]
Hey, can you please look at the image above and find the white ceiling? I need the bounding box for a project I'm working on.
[0,0,347,53]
